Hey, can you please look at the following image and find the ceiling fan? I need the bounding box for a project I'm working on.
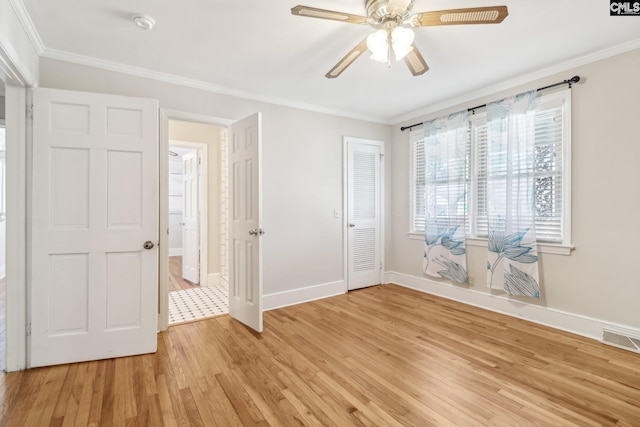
[291,0,508,78]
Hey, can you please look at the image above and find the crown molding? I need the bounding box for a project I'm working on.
[0,39,36,87]
[390,37,640,125]
[41,48,387,124]
[8,0,44,55]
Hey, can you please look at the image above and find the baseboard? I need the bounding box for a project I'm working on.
[263,280,346,311]
[385,271,640,343]
[168,248,183,257]
[220,276,229,288]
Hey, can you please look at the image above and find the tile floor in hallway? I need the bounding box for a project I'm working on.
[168,284,229,325]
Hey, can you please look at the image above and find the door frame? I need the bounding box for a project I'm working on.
[169,141,207,284]
[342,137,385,292]
[158,109,232,331]
[1,48,35,371]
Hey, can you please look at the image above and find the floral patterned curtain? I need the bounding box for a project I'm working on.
[423,111,469,284]
[485,91,540,297]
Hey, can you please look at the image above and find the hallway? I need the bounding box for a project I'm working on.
[168,256,228,325]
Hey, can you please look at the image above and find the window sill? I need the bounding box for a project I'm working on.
[407,232,574,256]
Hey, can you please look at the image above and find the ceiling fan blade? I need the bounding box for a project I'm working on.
[291,5,369,24]
[412,6,508,27]
[325,39,368,79]
[404,44,429,76]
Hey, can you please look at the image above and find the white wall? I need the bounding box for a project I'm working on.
[0,126,5,278]
[38,57,391,302]
[389,48,640,334]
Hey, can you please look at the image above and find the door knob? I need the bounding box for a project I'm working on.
[348,223,356,228]
[249,229,258,236]
[143,241,154,250]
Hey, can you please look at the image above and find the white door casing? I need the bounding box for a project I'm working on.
[30,88,159,367]
[345,138,383,291]
[228,113,263,332]
[182,150,200,284]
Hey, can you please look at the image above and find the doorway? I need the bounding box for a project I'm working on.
[0,88,5,370]
[162,118,231,327]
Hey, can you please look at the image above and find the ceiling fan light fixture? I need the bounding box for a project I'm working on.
[366,29,389,62]
[391,26,414,60]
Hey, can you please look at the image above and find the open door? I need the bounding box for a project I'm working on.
[182,150,200,284]
[228,113,263,332]
[29,88,159,367]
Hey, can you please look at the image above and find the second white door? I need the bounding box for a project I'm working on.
[229,113,263,332]
[182,150,200,284]
[346,138,383,291]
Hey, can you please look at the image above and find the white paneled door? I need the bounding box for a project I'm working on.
[346,139,383,290]
[30,88,159,367]
[229,113,263,333]
[182,150,200,284]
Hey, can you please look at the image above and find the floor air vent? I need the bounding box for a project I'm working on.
[602,328,640,353]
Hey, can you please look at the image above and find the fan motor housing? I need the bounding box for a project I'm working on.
[366,0,413,23]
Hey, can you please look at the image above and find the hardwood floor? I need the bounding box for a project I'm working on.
[169,256,197,292]
[0,284,638,426]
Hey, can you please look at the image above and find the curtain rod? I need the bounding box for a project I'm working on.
[400,75,581,132]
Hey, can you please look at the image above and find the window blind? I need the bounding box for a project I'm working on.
[411,91,568,244]
[411,129,426,232]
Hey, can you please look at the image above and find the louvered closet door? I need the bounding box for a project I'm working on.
[346,140,382,290]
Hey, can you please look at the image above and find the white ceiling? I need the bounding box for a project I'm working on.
[20,0,640,123]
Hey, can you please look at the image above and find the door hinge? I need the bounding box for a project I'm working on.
[26,322,32,336]
[380,153,385,158]
[26,104,34,120]
[198,157,202,165]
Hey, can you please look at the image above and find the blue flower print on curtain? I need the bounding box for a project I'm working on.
[485,91,540,297]
[423,110,469,285]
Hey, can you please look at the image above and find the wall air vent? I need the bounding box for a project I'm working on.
[601,328,640,353]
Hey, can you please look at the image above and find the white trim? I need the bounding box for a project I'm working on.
[41,49,386,124]
[4,85,27,371]
[7,0,45,55]
[263,280,346,311]
[168,248,182,257]
[385,271,640,342]
[158,109,231,332]
[343,137,386,291]
[206,273,220,287]
[391,37,640,124]
[0,40,36,87]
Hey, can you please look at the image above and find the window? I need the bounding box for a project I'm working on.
[410,90,571,246]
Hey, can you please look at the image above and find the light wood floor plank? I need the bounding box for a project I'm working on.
[1,284,639,426]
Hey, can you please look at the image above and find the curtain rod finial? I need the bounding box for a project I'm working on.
[568,75,580,88]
